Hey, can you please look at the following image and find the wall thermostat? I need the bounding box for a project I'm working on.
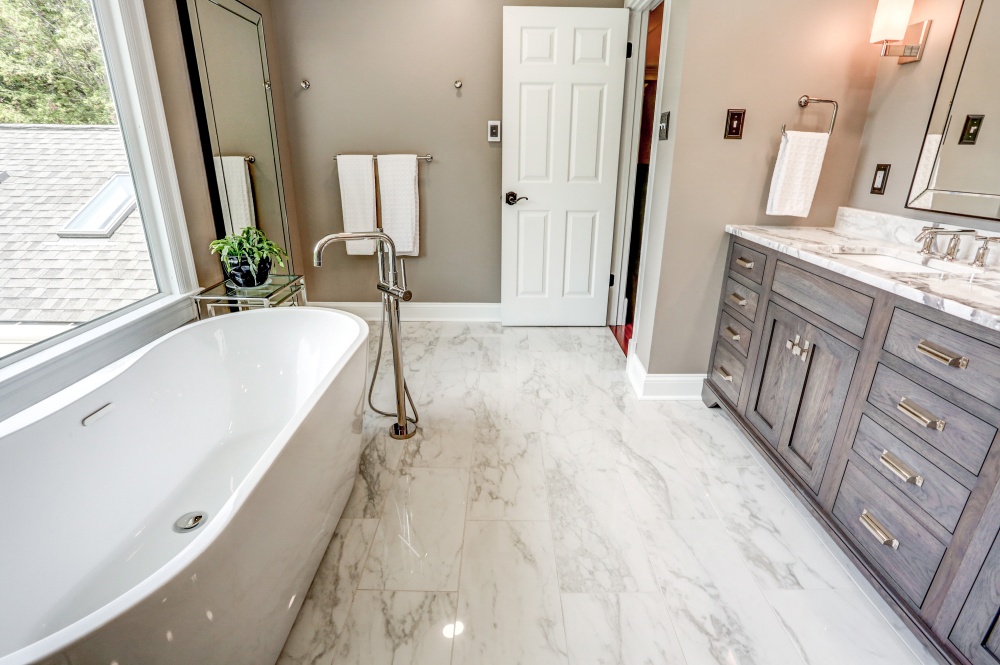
[488,120,501,142]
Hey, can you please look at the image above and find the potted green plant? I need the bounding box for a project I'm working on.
[209,227,288,288]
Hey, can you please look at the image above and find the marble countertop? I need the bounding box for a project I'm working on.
[726,225,1000,332]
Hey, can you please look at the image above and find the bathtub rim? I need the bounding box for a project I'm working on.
[0,306,369,665]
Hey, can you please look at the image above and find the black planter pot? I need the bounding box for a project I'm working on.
[225,256,271,288]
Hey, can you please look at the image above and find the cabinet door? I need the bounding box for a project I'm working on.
[951,535,1000,664]
[746,304,808,447]
[775,320,858,493]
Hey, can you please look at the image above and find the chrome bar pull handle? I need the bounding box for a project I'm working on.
[736,257,755,269]
[715,366,734,382]
[879,450,925,487]
[728,293,748,308]
[897,397,946,432]
[725,326,741,342]
[916,339,969,369]
[860,509,899,550]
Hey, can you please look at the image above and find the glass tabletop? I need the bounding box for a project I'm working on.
[194,274,303,301]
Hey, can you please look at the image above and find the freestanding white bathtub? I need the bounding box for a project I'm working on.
[0,307,368,665]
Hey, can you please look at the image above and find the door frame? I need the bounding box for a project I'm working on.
[608,0,668,327]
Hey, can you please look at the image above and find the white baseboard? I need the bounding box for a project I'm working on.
[626,341,705,400]
[308,301,501,322]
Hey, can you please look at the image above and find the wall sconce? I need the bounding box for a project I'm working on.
[870,0,931,64]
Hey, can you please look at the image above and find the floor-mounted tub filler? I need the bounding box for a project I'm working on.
[0,307,368,665]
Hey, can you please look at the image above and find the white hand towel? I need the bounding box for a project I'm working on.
[766,131,829,218]
[336,155,377,255]
[214,156,256,234]
[377,154,419,256]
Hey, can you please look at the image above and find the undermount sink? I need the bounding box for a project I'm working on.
[832,252,983,276]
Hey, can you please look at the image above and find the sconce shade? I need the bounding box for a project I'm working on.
[871,0,915,42]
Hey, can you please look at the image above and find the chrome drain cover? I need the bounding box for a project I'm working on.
[173,511,208,533]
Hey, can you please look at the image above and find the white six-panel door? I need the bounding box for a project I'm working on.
[501,6,628,326]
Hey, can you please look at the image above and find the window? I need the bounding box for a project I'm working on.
[58,173,137,238]
[0,0,198,420]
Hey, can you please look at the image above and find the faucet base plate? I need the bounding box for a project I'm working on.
[389,423,417,440]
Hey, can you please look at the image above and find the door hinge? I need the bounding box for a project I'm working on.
[626,42,633,58]
[609,274,615,287]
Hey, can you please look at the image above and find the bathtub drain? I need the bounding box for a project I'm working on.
[173,511,208,533]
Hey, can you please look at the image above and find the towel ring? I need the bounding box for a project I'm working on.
[781,95,838,137]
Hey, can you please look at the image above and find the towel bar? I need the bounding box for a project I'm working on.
[334,155,433,162]
[781,95,838,137]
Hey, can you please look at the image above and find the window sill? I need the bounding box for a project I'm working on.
[0,294,197,423]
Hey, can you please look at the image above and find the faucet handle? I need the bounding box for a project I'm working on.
[398,258,408,291]
[915,226,938,241]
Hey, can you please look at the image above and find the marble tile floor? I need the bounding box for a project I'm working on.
[278,322,936,665]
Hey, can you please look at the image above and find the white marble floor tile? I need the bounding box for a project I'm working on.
[655,400,757,469]
[342,431,405,519]
[643,519,806,665]
[468,430,549,520]
[696,464,856,591]
[766,588,923,664]
[399,421,484,469]
[610,421,717,522]
[328,590,457,665]
[360,468,469,592]
[452,520,569,665]
[538,429,619,474]
[562,593,686,665]
[278,518,378,664]
[546,467,657,593]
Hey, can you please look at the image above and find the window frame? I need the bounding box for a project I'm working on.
[0,0,200,422]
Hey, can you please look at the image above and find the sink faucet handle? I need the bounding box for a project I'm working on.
[915,226,941,254]
[973,236,1000,268]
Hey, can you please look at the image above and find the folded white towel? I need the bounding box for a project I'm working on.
[377,154,419,256]
[766,131,829,218]
[337,155,377,255]
[214,156,256,234]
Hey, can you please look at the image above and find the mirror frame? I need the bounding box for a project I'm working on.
[906,0,1000,221]
[176,0,295,272]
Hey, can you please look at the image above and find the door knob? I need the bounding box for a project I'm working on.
[505,191,528,205]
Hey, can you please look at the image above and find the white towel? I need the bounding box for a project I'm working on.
[214,156,256,234]
[377,154,419,256]
[766,131,829,218]
[336,155,377,255]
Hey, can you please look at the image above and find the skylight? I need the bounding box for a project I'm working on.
[58,174,137,239]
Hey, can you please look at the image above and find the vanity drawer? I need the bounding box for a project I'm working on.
[852,415,970,533]
[771,261,873,338]
[834,461,947,608]
[729,243,766,284]
[718,310,752,357]
[710,340,745,404]
[884,309,1000,407]
[723,278,759,322]
[868,363,995,475]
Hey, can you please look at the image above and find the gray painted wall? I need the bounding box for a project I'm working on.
[270,0,623,304]
[846,0,1000,233]
[635,0,880,375]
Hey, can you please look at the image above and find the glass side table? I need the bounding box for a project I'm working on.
[192,274,306,318]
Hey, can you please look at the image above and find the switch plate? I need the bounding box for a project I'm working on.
[724,109,746,139]
[959,115,984,145]
[658,112,669,141]
[871,163,890,195]
[488,120,501,142]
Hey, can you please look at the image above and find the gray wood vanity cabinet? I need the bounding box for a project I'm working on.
[704,236,1000,665]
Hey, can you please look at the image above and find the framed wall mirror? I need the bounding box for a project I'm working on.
[908,0,1000,220]
[178,0,295,273]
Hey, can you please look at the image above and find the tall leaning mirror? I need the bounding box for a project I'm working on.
[179,0,295,273]
[908,0,1000,220]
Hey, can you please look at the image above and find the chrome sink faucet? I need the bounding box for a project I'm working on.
[943,230,978,261]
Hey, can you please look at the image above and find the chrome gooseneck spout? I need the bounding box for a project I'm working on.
[313,231,417,440]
